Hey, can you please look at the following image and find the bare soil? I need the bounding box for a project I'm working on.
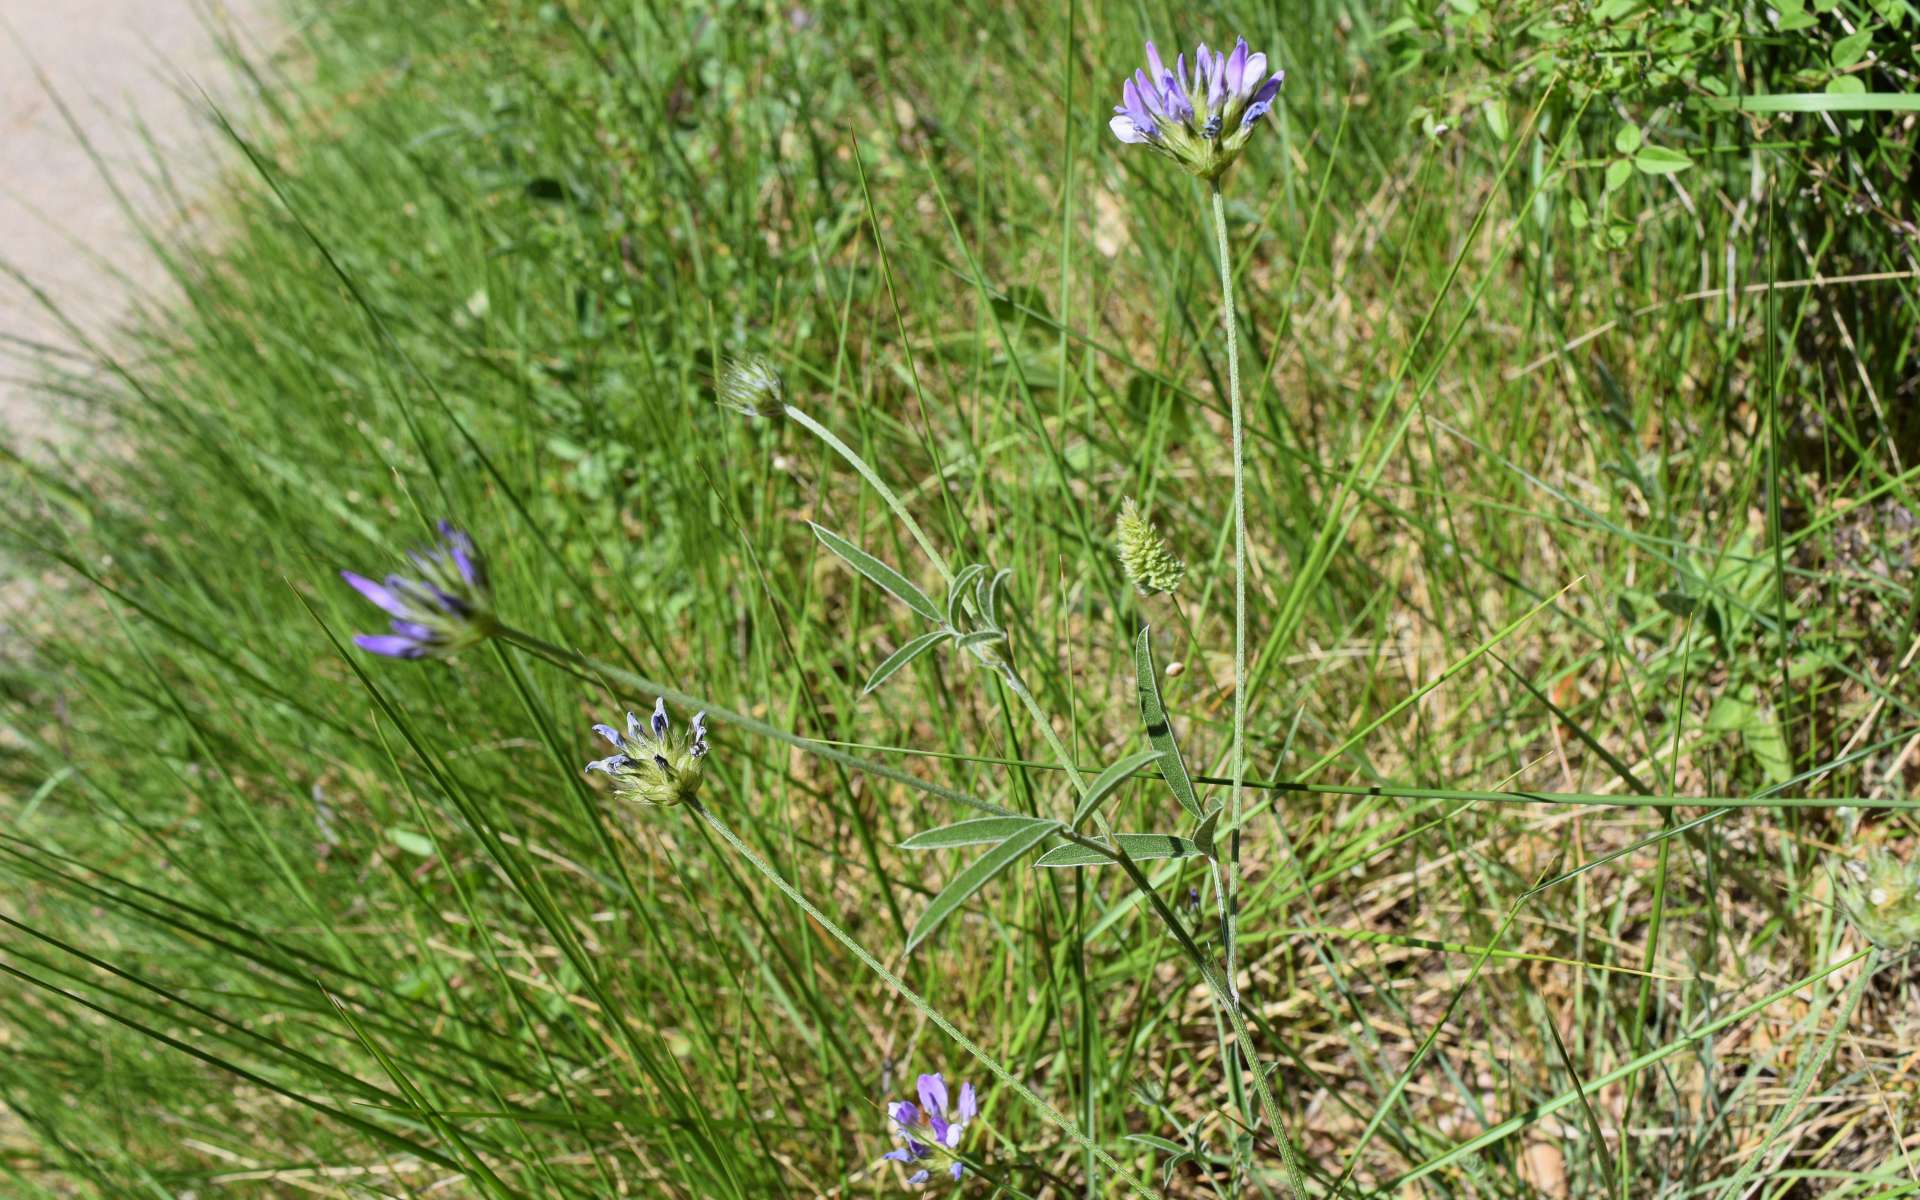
[0,0,276,448]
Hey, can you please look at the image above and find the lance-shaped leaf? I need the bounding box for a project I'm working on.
[976,567,1012,629]
[1193,803,1223,860]
[1071,748,1165,830]
[809,523,942,623]
[1034,833,1201,869]
[900,816,1056,851]
[1125,1135,1200,1191]
[947,563,987,628]
[863,630,950,694]
[1135,626,1203,819]
[905,822,1058,952]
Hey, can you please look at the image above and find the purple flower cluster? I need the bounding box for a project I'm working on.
[1109,37,1284,179]
[584,698,710,807]
[883,1073,977,1186]
[342,521,495,659]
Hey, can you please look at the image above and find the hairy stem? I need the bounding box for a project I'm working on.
[1210,183,1248,1006]
[784,402,951,584]
[499,628,1011,819]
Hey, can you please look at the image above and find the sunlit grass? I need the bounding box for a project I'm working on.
[2,0,1917,1196]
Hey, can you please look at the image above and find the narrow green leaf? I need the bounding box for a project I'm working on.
[1071,749,1165,829]
[1134,627,1203,818]
[1830,28,1873,68]
[905,823,1057,952]
[976,567,1012,629]
[389,829,436,857]
[862,630,950,694]
[1193,805,1223,859]
[954,629,1006,650]
[900,816,1056,851]
[1655,590,1697,617]
[1125,1134,1197,1189]
[1034,834,1201,869]
[1481,97,1509,141]
[1125,1135,1190,1156]
[809,523,942,623]
[946,563,987,628]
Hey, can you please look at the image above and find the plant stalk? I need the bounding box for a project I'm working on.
[1210,182,1249,1005]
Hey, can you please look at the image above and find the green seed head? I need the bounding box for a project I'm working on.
[1115,498,1186,596]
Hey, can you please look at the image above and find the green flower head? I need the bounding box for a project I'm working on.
[584,698,710,807]
[1837,851,1920,950]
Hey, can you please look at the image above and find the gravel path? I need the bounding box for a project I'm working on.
[1,0,275,449]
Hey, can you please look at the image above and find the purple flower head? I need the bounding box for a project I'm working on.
[1109,35,1285,179]
[881,1073,976,1186]
[584,697,710,806]
[342,521,496,660]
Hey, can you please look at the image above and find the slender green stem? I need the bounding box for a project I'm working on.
[994,661,1089,797]
[1210,183,1249,1007]
[498,628,1014,819]
[1209,175,1310,1200]
[784,402,951,583]
[1103,848,1306,1200]
[991,650,1306,1199]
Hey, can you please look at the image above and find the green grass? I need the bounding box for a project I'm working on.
[3,0,1918,1196]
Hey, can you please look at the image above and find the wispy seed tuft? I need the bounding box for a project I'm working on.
[717,356,785,418]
